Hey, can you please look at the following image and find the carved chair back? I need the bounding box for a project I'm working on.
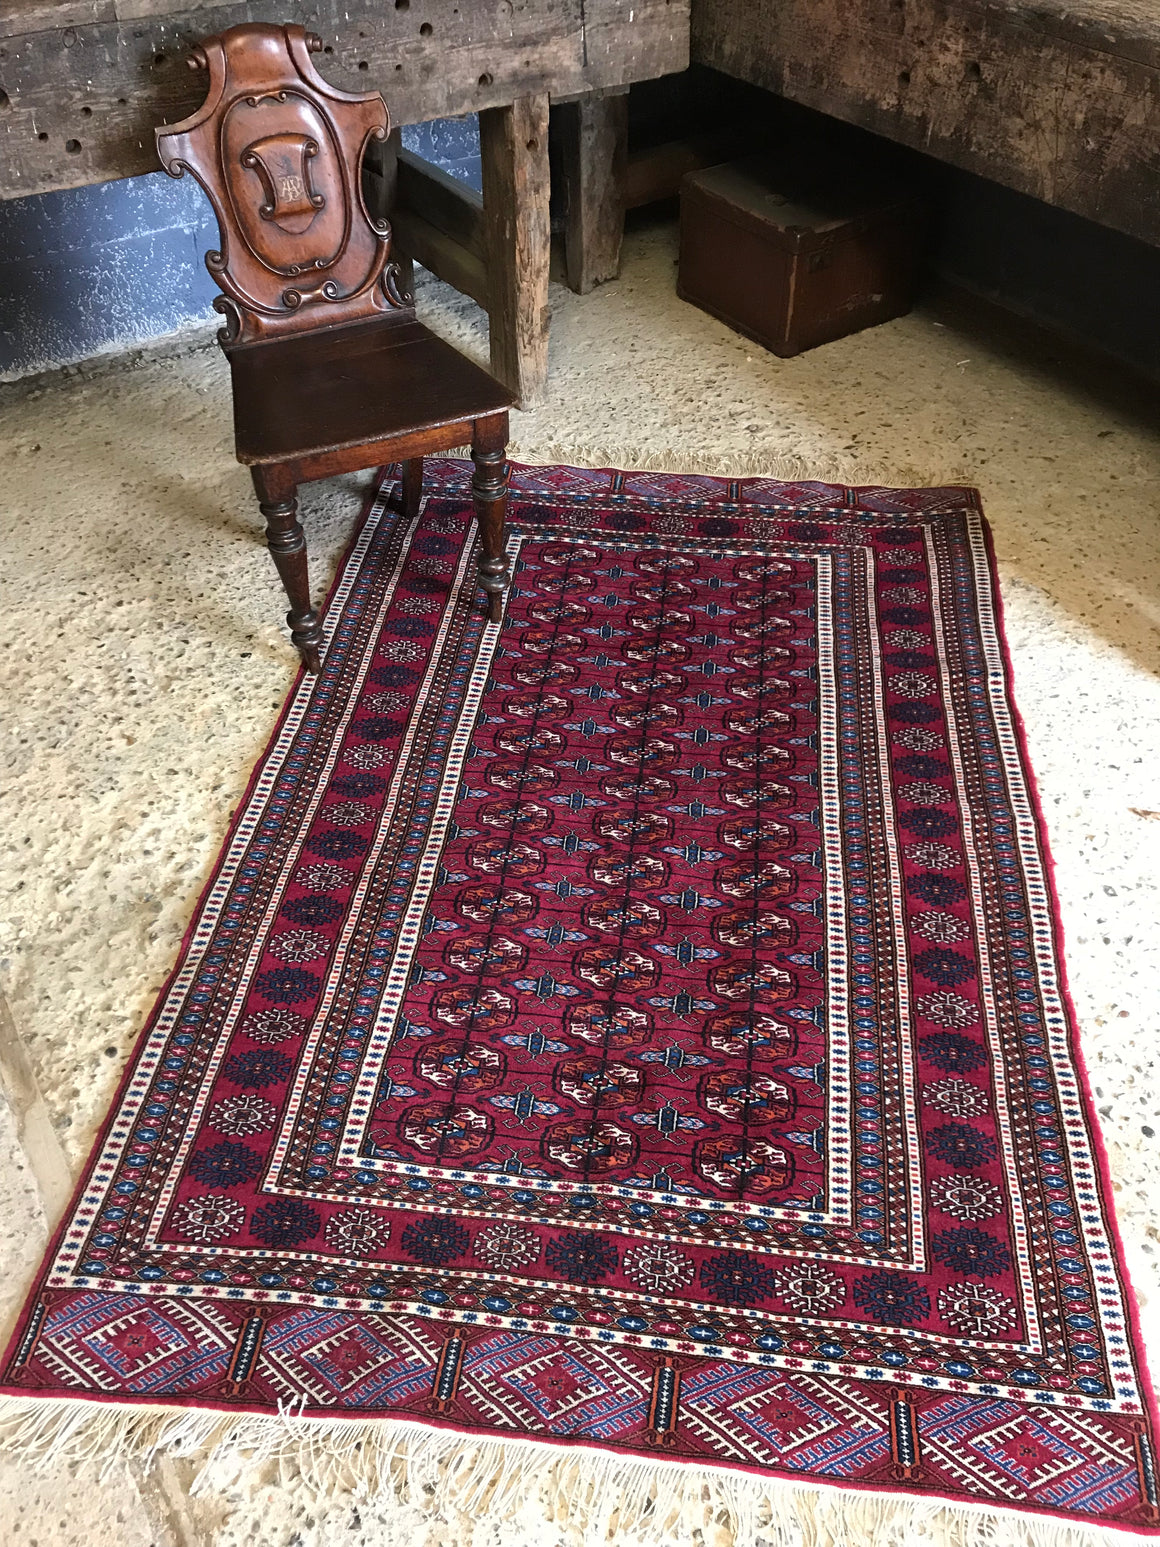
[156,23,410,348]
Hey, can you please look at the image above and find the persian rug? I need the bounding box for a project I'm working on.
[3,459,1157,1541]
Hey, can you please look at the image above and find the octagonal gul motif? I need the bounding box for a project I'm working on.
[709,960,796,1002]
[478,798,554,833]
[581,897,664,940]
[443,932,527,976]
[414,1038,506,1092]
[623,636,690,666]
[701,1008,796,1059]
[617,665,687,696]
[456,883,538,925]
[699,1070,794,1125]
[430,985,516,1031]
[553,1057,645,1109]
[573,945,658,992]
[587,852,669,889]
[397,1102,493,1158]
[695,1135,796,1197]
[718,815,794,850]
[605,733,680,769]
[565,1003,653,1050]
[592,809,673,844]
[712,906,796,949]
[466,839,545,878]
[542,1119,639,1174]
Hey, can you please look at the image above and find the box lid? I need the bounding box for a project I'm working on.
[681,154,920,251]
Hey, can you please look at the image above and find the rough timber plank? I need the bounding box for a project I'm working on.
[0,0,688,198]
[692,0,1160,248]
[480,94,551,406]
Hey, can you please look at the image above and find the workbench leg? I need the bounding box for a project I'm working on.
[557,91,628,295]
[479,95,551,407]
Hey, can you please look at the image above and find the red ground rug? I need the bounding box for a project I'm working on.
[4,459,1157,1537]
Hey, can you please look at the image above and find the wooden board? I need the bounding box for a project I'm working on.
[0,0,688,198]
[692,0,1160,248]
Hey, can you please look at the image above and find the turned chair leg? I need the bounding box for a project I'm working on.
[251,465,323,673]
[470,440,511,624]
[401,457,423,521]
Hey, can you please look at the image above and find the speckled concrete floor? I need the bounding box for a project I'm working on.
[2,218,1159,1546]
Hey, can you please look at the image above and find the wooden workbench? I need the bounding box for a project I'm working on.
[692,0,1160,251]
[0,1,690,400]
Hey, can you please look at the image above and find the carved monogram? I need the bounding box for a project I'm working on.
[156,24,407,345]
[242,133,324,225]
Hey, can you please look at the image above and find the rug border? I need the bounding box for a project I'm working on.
[975,511,1160,1441]
[3,459,1156,1542]
[0,469,390,1363]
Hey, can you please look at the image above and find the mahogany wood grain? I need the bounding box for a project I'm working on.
[401,458,424,522]
[227,317,510,464]
[154,23,515,671]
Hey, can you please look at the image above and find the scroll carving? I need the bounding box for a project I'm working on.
[155,24,411,347]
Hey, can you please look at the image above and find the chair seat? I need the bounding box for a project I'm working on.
[228,315,515,466]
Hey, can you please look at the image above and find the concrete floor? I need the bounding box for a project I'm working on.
[2,217,1159,1545]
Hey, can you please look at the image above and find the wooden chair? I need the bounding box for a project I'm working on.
[155,22,515,672]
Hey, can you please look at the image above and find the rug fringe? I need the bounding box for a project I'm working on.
[500,440,975,492]
[430,441,972,490]
[0,1392,1140,1546]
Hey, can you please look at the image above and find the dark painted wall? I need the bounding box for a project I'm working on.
[0,173,219,378]
[932,171,1160,380]
[0,115,481,380]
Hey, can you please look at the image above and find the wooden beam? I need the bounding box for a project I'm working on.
[479,94,551,407]
[0,0,688,199]
[391,207,490,312]
[556,91,628,295]
[373,147,485,307]
[624,129,746,210]
[692,0,1160,250]
[396,148,485,260]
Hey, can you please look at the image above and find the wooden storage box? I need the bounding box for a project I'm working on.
[678,156,927,356]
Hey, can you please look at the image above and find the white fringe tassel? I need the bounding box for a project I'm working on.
[500,441,977,493]
[0,1391,1138,1547]
[425,442,976,494]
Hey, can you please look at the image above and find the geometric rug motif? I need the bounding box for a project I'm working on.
[4,459,1157,1534]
